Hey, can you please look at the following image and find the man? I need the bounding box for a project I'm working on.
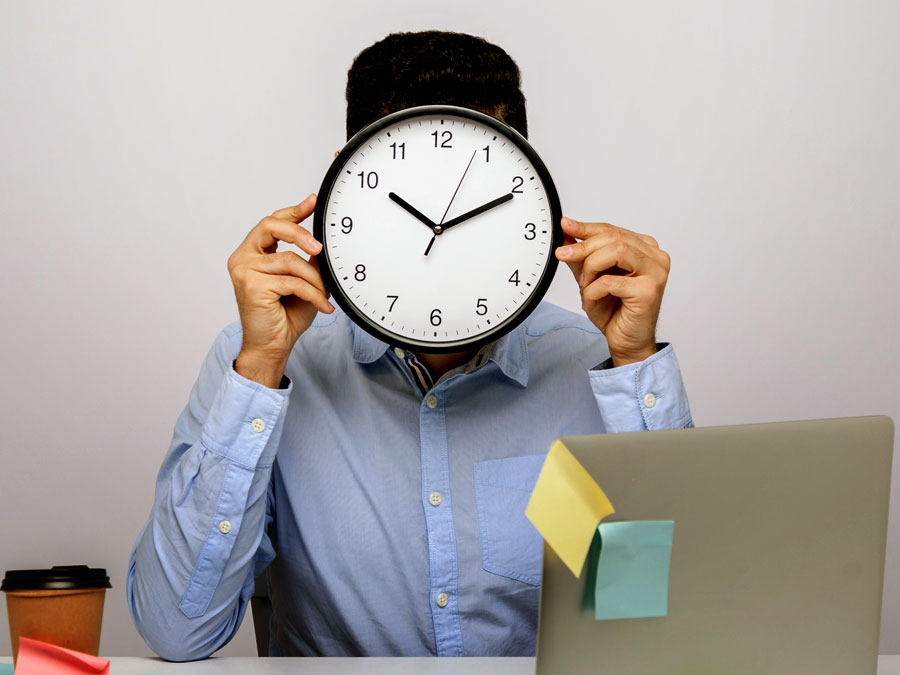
[128,31,692,660]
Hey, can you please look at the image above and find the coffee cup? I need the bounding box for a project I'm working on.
[2,565,111,665]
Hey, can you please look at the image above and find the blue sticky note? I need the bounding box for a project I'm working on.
[594,520,674,620]
[0,662,13,675]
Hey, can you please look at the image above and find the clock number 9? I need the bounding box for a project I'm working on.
[524,223,536,240]
[431,130,453,148]
[430,308,442,326]
[357,171,379,189]
[355,264,366,282]
[475,298,488,316]
[341,216,353,234]
[511,176,524,194]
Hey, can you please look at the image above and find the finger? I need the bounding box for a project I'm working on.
[580,242,667,287]
[556,232,583,282]
[270,274,334,314]
[251,251,328,295]
[581,274,648,303]
[246,216,322,256]
[271,194,317,224]
[560,217,665,258]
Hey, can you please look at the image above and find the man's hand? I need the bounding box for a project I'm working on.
[555,217,670,368]
[227,194,333,387]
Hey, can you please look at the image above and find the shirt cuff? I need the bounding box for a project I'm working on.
[588,343,692,433]
[199,364,292,468]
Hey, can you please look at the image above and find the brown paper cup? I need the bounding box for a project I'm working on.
[2,567,109,666]
[6,588,106,664]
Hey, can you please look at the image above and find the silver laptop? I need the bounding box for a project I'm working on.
[535,416,894,675]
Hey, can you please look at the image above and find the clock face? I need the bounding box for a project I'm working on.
[313,105,562,353]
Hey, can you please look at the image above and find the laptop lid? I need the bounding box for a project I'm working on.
[535,416,894,675]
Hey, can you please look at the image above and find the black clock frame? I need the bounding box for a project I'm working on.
[313,104,563,354]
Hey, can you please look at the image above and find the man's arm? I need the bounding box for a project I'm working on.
[129,195,330,660]
[127,327,286,661]
[556,217,693,431]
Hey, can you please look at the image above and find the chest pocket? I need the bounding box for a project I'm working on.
[473,454,546,587]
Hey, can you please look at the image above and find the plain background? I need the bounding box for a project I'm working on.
[1,0,898,658]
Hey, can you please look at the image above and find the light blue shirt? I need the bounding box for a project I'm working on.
[127,302,692,660]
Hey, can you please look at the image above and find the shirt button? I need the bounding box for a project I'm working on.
[250,418,266,433]
[643,393,657,409]
[429,491,443,507]
[426,395,438,409]
[218,520,232,535]
[394,347,406,359]
[436,592,449,608]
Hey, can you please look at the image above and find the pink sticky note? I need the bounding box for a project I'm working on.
[15,637,110,675]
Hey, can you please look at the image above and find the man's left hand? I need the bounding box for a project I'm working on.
[555,217,670,367]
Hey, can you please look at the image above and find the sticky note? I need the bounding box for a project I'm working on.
[0,663,13,675]
[593,520,675,620]
[14,637,110,675]
[525,440,615,577]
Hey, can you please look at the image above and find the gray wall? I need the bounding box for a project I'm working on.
[1,0,897,657]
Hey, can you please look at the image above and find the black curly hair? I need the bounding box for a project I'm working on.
[345,31,528,140]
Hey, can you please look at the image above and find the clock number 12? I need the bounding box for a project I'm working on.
[431,130,453,148]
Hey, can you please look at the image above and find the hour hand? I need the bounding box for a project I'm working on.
[389,192,436,230]
[440,193,514,232]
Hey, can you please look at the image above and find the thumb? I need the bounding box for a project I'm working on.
[556,232,583,285]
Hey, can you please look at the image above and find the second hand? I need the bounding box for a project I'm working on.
[426,149,478,256]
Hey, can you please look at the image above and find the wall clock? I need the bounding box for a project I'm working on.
[314,105,562,353]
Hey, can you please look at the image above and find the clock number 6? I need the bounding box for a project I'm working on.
[430,308,442,326]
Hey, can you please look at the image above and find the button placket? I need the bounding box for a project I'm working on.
[418,386,463,655]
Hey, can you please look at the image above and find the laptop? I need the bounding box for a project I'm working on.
[535,416,894,675]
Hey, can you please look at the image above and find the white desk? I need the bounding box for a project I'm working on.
[4,656,898,674]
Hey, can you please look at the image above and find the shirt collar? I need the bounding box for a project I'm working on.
[350,322,530,387]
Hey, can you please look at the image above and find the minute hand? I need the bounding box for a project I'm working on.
[440,193,514,232]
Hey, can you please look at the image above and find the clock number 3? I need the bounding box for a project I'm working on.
[524,223,536,240]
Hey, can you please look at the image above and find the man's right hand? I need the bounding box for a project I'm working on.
[227,194,333,388]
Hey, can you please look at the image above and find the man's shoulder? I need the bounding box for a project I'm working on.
[522,302,601,339]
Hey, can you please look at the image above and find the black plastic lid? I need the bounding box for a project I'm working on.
[1,566,111,592]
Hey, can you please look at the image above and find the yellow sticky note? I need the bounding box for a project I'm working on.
[525,440,615,577]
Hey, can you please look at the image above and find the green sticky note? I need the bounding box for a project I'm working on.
[594,520,674,620]
[0,663,13,675]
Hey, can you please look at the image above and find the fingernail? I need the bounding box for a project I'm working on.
[308,237,322,252]
[558,246,572,258]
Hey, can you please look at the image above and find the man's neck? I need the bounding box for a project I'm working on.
[413,350,477,381]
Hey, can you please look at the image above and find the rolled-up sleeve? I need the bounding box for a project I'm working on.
[127,324,288,661]
[588,344,693,433]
